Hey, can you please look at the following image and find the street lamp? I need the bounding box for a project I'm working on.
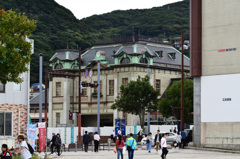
[168,33,185,131]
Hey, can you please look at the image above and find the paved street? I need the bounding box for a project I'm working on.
[47,148,240,159]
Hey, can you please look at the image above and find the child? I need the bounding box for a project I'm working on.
[0,144,12,159]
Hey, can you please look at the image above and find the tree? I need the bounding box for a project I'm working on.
[111,75,159,129]
[0,9,36,84]
[158,79,193,123]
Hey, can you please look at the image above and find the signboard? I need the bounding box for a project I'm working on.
[89,70,93,78]
[71,127,74,143]
[73,113,76,120]
[64,127,67,144]
[115,119,126,136]
[134,125,137,134]
[38,122,46,151]
[27,124,37,151]
[84,71,88,79]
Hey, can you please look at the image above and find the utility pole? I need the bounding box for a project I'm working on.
[147,67,150,134]
[78,48,82,143]
[44,69,48,154]
[97,61,100,134]
[39,54,43,122]
[168,33,184,131]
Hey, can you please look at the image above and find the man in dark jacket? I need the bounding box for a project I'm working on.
[0,144,12,159]
[83,131,91,152]
[49,133,56,155]
[154,130,162,152]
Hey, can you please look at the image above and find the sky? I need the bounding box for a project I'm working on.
[55,0,183,20]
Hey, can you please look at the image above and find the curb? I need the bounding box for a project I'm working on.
[186,146,240,154]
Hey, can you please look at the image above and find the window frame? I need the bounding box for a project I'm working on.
[56,113,60,126]
[109,80,114,96]
[120,57,130,64]
[94,81,102,94]
[156,79,161,94]
[56,82,61,96]
[122,78,128,87]
[0,83,5,93]
[0,111,13,136]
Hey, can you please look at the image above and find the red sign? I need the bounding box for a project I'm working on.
[38,122,46,151]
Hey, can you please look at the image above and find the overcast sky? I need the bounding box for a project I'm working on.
[55,0,183,20]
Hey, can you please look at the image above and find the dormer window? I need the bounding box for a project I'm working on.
[140,57,148,64]
[156,51,163,58]
[55,63,63,69]
[120,57,130,64]
[168,53,176,60]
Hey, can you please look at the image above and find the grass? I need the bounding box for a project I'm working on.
[13,154,39,159]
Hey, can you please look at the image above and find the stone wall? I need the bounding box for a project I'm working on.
[0,103,28,144]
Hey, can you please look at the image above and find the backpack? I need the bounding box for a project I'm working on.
[26,143,34,154]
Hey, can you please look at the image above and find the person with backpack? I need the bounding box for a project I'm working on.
[55,134,62,156]
[126,133,137,159]
[115,135,125,159]
[83,131,91,152]
[0,144,12,159]
[12,135,32,159]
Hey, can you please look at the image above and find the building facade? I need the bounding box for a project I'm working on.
[48,41,190,127]
[191,0,240,149]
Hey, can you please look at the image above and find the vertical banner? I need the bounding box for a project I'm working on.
[27,124,37,151]
[134,125,137,134]
[64,127,67,144]
[38,122,46,151]
[115,119,120,136]
[120,119,126,136]
[71,127,74,143]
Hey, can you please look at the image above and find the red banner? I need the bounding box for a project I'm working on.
[38,122,46,151]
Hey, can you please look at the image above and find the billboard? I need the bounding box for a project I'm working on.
[201,73,240,122]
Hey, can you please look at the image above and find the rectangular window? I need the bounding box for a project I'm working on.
[56,113,60,126]
[156,79,161,93]
[94,81,102,93]
[0,83,5,93]
[109,80,114,96]
[14,83,21,91]
[56,82,61,96]
[82,87,87,96]
[122,78,128,87]
[0,112,12,136]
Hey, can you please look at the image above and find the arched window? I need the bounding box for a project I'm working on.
[120,57,130,64]
[140,57,148,64]
[55,63,63,69]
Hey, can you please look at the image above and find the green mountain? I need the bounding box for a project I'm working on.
[0,0,189,84]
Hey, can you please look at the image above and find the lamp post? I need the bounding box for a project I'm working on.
[78,48,82,144]
[168,33,184,131]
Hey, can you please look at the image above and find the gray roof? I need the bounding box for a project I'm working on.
[30,90,49,105]
[50,49,79,62]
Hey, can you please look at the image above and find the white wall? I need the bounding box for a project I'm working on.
[201,73,240,122]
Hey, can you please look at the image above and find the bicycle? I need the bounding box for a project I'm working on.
[49,144,64,156]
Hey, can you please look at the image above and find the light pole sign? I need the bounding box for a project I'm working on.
[84,70,88,79]
[89,69,93,78]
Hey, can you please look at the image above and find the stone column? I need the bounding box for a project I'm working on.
[48,81,53,127]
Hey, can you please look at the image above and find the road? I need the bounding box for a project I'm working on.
[46,148,240,159]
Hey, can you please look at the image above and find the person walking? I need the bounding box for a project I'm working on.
[146,132,153,153]
[55,133,62,156]
[126,133,137,159]
[137,129,143,142]
[49,133,56,155]
[94,132,100,152]
[154,130,161,152]
[0,144,12,159]
[176,132,182,149]
[83,131,91,152]
[116,135,125,159]
[12,135,32,159]
[161,134,168,159]
[181,130,186,148]
[173,127,177,133]
[111,130,116,143]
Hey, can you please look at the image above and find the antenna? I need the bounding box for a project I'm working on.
[132,27,135,42]
[67,38,69,49]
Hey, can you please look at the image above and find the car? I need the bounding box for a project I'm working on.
[141,132,177,146]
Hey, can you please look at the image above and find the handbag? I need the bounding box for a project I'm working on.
[147,139,150,143]
[113,146,117,153]
[127,139,134,151]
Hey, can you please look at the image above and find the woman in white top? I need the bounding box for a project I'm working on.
[94,132,100,152]
[176,132,182,149]
[12,135,32,159]
[146,132,153,153]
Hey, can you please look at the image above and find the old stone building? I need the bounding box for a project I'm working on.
[48,40,190,127]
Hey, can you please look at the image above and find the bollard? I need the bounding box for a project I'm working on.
[75,141,77,152]
[108,138,111,151]
[92,140,94,152]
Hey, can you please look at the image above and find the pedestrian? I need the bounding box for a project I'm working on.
[160,134,168,159]
[0,144,12,159]
[176,132,182,149]
[55,133,62,156]
[111,130,116,143]
[181,130,186,148]
[154,130,161,152]
[94,132,100,152]
[137,129,143,142]
[83,131,91,152]
[173,127,177,133]
[49,133,56,155]
[12,135,32,159]
[126,133,137,159]
[170,129,172,132]
[146,132,153,153]
[116,135,125,159]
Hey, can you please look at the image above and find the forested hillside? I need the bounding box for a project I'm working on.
[0,0,189,84]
